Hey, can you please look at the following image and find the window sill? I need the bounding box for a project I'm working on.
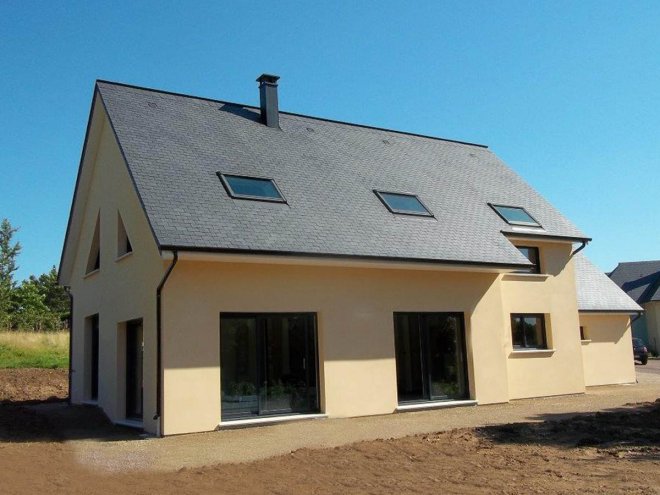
[115,251,133,263]
[396,400,477,412]
[510,348,556,357]
[581,339,592,344]
[114,418,144,429]
[83,269,99,279]
[502,273,550,281]
[218,413,327,429]
[81,399,98,406]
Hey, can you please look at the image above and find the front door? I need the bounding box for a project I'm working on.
[394,313,468,403]
[125,320,143,420]
[220,313,319,420]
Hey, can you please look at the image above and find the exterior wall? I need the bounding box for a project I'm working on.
[500,241,585,400]
[631,313,650,348]
[161,262,510,435]
[68,109,166,434]
[580,313,636,386]
[643,301,660,353]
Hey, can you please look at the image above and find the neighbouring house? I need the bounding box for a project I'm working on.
[609,260,660,353]
[58,74,641,436]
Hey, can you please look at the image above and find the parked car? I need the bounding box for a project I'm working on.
[632,338,649,365]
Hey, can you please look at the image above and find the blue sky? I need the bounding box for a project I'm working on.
[1,1,658,281]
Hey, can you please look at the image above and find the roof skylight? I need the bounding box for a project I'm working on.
[375,190,433,217]
[490,204,540,227]
[218,173,286,203]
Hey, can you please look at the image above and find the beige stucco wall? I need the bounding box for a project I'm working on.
[580,313,636,386]
[500,241,585,400]
[161,262,511,435]
[67,106,166,433]
[643,301,660,353]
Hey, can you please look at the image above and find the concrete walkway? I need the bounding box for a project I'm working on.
[73,363,660,472]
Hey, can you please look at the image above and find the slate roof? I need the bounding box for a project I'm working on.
[609,260,660,304]
[95,80,589,267]
[574,254,642,312]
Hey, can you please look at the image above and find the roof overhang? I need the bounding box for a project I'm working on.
[579,309,644,315]
[501,231,592,244]
[160,247,528,274]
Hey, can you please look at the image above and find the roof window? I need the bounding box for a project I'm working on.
[374,190,433,217]
[490,204,541,227]
[218,173,286,203]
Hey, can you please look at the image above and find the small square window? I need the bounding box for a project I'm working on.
[374,190,433,217]
[511,314,547,349]
[490,204,541,227]
[218,173,286,203]
[515,246,540,274]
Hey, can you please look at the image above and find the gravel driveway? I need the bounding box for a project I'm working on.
[72,364,660,471]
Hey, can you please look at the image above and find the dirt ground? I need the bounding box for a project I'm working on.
[1,368,659,494]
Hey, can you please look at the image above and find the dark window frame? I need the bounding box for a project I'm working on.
[510,313,548,350]
[514,246,541,274]
[217,172,287,204]
[393,311,469,403]
[489,203,542,227]
[374,190,434,217]
[219,312,320,420]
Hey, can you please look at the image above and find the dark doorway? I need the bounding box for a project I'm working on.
[220,313,319,420]
[89,314,99,401]
[394,313,468,403]
[125,319,143,420]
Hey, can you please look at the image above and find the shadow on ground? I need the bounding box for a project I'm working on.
[475,399,660,461]
[0,400,142,443]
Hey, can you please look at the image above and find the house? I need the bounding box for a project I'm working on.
[609,260,660,353]
[574,254,642,385]
[58,74,641,436]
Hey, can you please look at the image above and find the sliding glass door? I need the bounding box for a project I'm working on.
[394,313,468,403]
[220,313,319,420]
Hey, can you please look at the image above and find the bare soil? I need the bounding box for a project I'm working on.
[1,369,659,494]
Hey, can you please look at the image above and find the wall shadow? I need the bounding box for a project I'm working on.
[0,400,143,443]
[474,400,660,461]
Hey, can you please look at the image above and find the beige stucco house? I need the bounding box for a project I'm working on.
[59,75,642,436]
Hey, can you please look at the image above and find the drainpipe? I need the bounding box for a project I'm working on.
[154,250,178,437]
[570,240,588,257]
[65,287,73,405]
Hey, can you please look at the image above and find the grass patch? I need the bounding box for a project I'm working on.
[0,331,69,369]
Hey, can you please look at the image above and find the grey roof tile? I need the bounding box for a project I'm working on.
[575,253,642,312]
[96,81,588,266]
[609,260,660,304]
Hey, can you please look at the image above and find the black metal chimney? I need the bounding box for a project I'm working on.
[257,73,280,128]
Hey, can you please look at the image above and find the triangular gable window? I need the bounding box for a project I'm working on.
[86,214,101,274]
[117,212,133,258]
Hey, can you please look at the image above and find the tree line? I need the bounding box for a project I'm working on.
[0,219,70,331]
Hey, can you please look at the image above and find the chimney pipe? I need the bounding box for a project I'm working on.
[257,73,280,128]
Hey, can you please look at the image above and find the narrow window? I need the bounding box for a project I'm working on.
[117,213,133,258]
[515,246,541,274]
[511,314,547,349]
[85,314,99,401]
[86,214,100,273]
[218,173,286,203]
[490,204,541,227]
[374,190,433,217]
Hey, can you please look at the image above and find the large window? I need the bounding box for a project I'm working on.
[218,173,286,203]
[515,246,541,274]
[511,314,547,349]
[220,313,319,420]
[490,204,541,227]
[374,190,433,217]
[394,313,468,403]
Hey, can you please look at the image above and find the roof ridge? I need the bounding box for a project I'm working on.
[95,79,489,149]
